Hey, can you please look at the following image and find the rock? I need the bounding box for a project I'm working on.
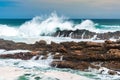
[116,40,120,43]
[0,39,120,72]
[51,41,58,46]
[70,46,83,50]
[57,46,67,53]
[105,44,120,49]
[31,51,40,55]
[107,49,120,57]
[72,50,82,55]
[105,40,114,44]
[87,47,103,51]
[101,61,120,70]
[0,52,34,60]
[53,30,120,40]
[108,70,117,75]
[38,40,47,45]
[34,40,47,48]
[86,42,103,47]
[51,61,96,70]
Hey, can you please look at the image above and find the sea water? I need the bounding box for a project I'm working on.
[0,13,120,43]
[0,13,120,80]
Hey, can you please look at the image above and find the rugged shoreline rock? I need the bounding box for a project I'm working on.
[0,39,120,75]
[53,29,120,40]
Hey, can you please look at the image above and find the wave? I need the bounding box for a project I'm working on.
[0,13,120,38]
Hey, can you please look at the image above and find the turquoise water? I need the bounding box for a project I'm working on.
[0,19,30,26]
[1,19,120,26]
[0,18,120,32]
[0,19,120,26]
[0,57,119,80]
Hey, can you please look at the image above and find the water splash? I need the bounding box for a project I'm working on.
[0,13,120,38]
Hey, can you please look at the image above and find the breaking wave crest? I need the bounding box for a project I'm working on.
[0,13,120,38]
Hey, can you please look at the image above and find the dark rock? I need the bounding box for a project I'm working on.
[108,70,117,75]
[37,40,47,45]
[105,44,120,49]
[105,40,114,44]
[51,61,99,70]
[86,42,103,47]
[107,49,120,57]
[0,39,120,72]
[53,30,120,40]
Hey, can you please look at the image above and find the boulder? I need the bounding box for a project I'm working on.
[38,40,47,45]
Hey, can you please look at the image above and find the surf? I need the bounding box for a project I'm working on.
[0,13,120,44]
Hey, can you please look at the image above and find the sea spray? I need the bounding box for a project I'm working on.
[0,13,120,39]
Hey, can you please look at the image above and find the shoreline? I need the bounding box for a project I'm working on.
[0,39,120,75]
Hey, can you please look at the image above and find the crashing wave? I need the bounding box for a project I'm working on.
[0,13,120,38]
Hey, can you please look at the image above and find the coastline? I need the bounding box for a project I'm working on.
[0,39,120,74]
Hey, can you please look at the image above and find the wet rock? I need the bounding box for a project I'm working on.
[53,30,120,40]
[34,40,47,48]
[51,61,97,70]
[70,46,83,50]
[101,61,120,70]
[0,39,120,72]
[0,52,34,60]
[105,44,120,49]
[57,46,67,53]
[105,40,114,44]
[86,42,103,47]
[107,49,120,57]
[87,47,103,51]
[38,40,47,45]
[108,70,118,75]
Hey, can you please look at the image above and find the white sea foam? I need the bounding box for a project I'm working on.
[0,49,30,54]
[0,66,25,80]
[0,24,19,37]
[44,71,92,80]
[0,55,119,80]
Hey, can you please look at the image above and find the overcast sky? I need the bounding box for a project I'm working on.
[0,0,120,19]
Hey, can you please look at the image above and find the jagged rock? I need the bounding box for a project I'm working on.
[38,40,47,45]
[87,47,103,51]
[105,44,120,49]
[108,70,118,75]
[51,61,98,70]
[105,40,114,44]
[0,52,34,60]
[0,39,120,72]
[107,49,120,57]
[53,30,120,40]
[86,42,103,47]
[70,46,83,50]
[57,46,67,53]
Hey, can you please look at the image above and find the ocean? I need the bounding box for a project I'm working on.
[0,14,120,80]
[0,17,120,43]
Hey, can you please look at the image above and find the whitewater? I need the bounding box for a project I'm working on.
[0,13,120,44]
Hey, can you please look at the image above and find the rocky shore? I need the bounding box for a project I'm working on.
[0,39,120,75]
[53,29,120,40]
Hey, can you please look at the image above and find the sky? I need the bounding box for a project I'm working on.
[0,0,120,19]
